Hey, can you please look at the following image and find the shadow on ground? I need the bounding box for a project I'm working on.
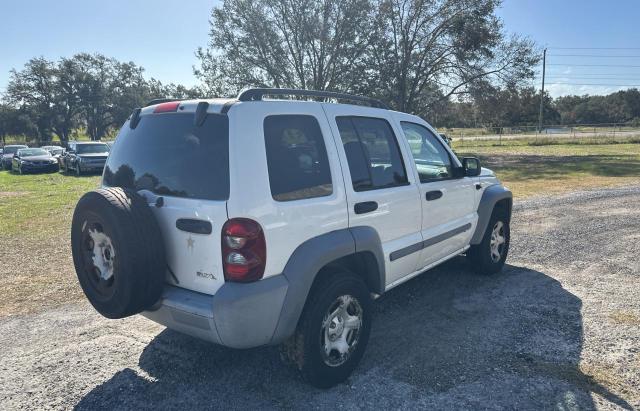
[75,258,632,410]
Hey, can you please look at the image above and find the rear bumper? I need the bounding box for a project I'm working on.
[21,164,59,173]
[78,163,106,172]
[142,274,289,349]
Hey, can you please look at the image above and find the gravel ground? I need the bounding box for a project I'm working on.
[1,186,638,410]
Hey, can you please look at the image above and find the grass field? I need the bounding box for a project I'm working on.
[0,142,639,317]
[456,143,640,198]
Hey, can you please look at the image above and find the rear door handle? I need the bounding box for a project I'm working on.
[425,190,443,201]
[354,201,378,214]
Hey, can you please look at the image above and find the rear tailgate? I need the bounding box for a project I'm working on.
[104,105,230,295]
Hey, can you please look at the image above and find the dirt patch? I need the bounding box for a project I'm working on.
[609,310,640,326]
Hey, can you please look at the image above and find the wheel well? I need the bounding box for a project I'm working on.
[311,252,383,296]
[494,198,512,221]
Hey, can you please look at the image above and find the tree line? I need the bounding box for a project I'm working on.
[0,54,203,144]
[431,86,640,129]
[2,0,640,144]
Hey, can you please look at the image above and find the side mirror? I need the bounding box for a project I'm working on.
[462,157,481,177]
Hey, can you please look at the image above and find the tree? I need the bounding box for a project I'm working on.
[195,0,538,117]
[5,57,58,142]
[368,0,538,114]
[74,54,151,139]
[195,0,375,95]
[0,104,38,144]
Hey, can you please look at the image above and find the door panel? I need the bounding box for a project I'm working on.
[322,105,423,285]
[394,116,477,269]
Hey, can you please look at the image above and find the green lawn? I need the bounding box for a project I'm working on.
[457,143,640,198]
[0,171,100,236]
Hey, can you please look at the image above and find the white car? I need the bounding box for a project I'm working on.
[70,88,511,388]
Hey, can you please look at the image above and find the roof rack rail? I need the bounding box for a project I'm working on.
[145,98,185,107]
[237,88,390,110]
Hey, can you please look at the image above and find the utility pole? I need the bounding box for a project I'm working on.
[538,48,547,133]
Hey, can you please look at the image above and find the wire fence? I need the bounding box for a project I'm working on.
[438,123,640,147]
[3,123,640,149]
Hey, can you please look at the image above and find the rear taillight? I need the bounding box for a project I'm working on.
[221,218,266,282]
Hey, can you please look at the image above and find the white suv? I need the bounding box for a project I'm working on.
[71,88,512,388]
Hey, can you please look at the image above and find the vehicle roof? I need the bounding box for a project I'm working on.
[18,148,49,153]
[71,141,109,145]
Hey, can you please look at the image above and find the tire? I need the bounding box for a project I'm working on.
[71,187,166,319]
[467,207,510,275]
[280,270,372,388]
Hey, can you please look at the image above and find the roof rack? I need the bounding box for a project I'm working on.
[145,98,185,107]
[237,88,390,110]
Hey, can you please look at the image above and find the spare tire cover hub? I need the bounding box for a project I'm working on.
[88,228,115,280]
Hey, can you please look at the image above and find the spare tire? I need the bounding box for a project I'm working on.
[71,187,166,319]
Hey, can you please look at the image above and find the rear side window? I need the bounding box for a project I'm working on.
[336,116,408,191]
[264,115,332,201]
[104,113,229,201]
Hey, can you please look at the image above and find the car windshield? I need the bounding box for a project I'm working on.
[76,144,110,154]
[18,148,50,157]
[3,146,27,155]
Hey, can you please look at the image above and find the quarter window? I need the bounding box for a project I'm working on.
[336,116,408,191]
[401,122,453,182]
[264,115,333,201]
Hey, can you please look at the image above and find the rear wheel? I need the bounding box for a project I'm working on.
[280,270,372,388]
[467,208,510,274]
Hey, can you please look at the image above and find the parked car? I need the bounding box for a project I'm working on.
[70,89,512,388]
[12,148,59,174]
[62,142,110,175]
[1,145,28,170]
[42,145,65,156]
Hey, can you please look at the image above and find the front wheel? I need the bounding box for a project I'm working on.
[280,270,372,388]
[467,208,510,274]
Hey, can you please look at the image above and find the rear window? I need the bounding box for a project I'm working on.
[4,146,27,155]
[76,144,110,154]
[104,112,229,201]
[264,115,332,201]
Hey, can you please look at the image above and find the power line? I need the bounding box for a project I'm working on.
[546,83,640,87]
[548,47,640,50]
[542,73,640,76]
[547,64,640,68]
[549,54,640,58]
[547,76,640,81]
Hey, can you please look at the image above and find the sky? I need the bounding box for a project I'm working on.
[1,0,639,97]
